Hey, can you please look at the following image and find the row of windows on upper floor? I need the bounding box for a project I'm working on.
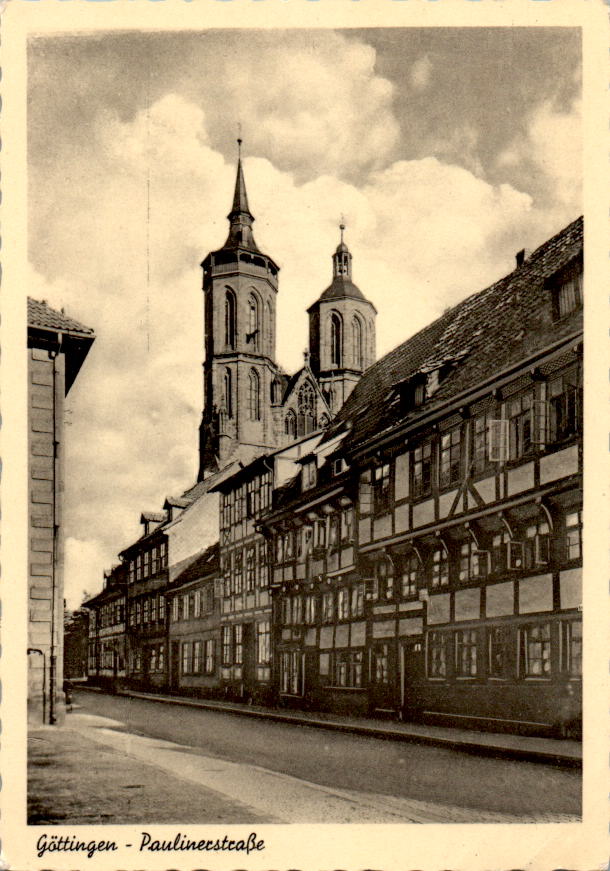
[274,507,354,564]
[220,473,273,529]
[364,364,582,514]
[220,540,271,598]
[127,541,168,583]
[169,586,216,623]
[277,509,581,608]
[89,599,125,629]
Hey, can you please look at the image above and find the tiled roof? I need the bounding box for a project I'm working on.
[140,511,165,524]
[334,216,583,454]
[27,297,94,335]
[314,275,367,305]
[169,542,219,590]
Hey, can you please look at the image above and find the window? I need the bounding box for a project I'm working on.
[413,440,433,498]
[247,293,259,350]
[458,540,488,584]
[340,507,353,543]
[299,525,313,559]
[455,629,478,677]
[143,598,150,623]
[428,631,447,678]
[352,315,364,370]
[439,427,461,488]
[248,369,261,421]
[223,368,233,418]
[431,546,449,588]
[234,625,243,665]
[171,598,179,623]
[160,541,167,568]
[151,595,157,622]
[281,651,301,695]
[488,625,512,678]
[491,531,509,574]
[561,620,582,676]
[524,520,550,569]
[245,545,256,591]
[151,547,159,574]
[233,550,243,594]
[128,560,135,583]
[285,409,296,438]
[135,600,141,625]
[143,550,150,578]
[565,510,582,561]
[472,412,493,474]
[303,461,316,490]
[158,643,165,672]
[159,595,165,621]
[222,626,232,665]
[297,381,316,436]
[521,623,551,677]
[554,264,583,318]
[372,643,389,684]
[257,620,271,664]
[136,554,142,581]
[548,370,581,443]
[204,639,215,673]
[305,594,317,624]
[314,518,326,550]
[292,595,303,625]
[334,650,363,687]
[330,312,342,367]
[182,594,190,620]
[193,640,202,674]
[337,588,350,620]
[376,558,394,601]
[508,393,534,459]
[372,463,391,514]
[351,582,364,617]
[322,591,334,623]
[401,552,421,598]
[181,642,191,675]
[266,299,273,354]
[225,289,236,349]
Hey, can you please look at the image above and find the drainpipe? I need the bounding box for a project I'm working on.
[49,335,63,725]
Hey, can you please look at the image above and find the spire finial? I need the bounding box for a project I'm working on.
[340,215,346,245]
[237,123,242,159]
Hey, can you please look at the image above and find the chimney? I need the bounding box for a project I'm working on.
[515,248,531,268]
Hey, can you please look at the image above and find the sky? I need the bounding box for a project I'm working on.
[27,27,582,609]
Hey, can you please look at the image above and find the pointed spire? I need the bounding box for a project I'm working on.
[333,220,352,279]
[224,136,259,252]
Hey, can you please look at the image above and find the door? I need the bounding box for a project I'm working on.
[170,641,180,690]
[369,641,398,713]
[242,623,256,696]
[401,639,424,721]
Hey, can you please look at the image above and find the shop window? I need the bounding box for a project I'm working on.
[412,440,433,498]
[372,463,391,515]
[431,546,449,588]
[401,552,421,598]
[257,621,271,665]
[205,639,215,674]
[351,582,364,617]
[427,632,447,678]
[455,629,478,677]
[565,510,582,562]
[439,427,462,488]
[561,620,582,676]
[521,623,551,677]
[334,650,363,687]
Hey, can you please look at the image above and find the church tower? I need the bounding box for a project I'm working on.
[198,141,280,479]
[308,225,376,415]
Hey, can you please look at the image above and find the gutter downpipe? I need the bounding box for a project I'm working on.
[49,333,63,724]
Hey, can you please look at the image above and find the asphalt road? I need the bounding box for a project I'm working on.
[74,690,580,819]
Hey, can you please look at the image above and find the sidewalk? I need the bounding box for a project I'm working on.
[90,686,581,768]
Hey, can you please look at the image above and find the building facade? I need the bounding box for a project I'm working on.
[83,564,127,691]
[27,298,94,725]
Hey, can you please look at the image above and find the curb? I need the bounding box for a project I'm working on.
[77,685,581,769]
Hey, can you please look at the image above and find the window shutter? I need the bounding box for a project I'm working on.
[488,419,509,461]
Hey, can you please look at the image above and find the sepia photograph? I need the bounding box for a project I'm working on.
[3,2,608,869]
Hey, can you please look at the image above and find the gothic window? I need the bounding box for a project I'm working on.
[271,377,281,405]
[352,315,364,370]
[330,312,342,368]
[224,289,236,349]
[247,293,259,350]
[284,409,297,438]
[297,381,317,436]
[223,367,233,418]
[248,369,261,421]
[266,300,273,354]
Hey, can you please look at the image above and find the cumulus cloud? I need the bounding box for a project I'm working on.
[28,41,580,608]
[410,54,433,91]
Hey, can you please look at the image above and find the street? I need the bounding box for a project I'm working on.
[32,689,580,824]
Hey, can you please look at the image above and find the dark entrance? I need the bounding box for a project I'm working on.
[242,623,256,697]
[401,639,424,721]
[369,641,398,714]
[170,641,180,691]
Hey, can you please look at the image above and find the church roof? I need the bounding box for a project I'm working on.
[331,215,583,456]
[230,156,252,220]
[310,275,368,309]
